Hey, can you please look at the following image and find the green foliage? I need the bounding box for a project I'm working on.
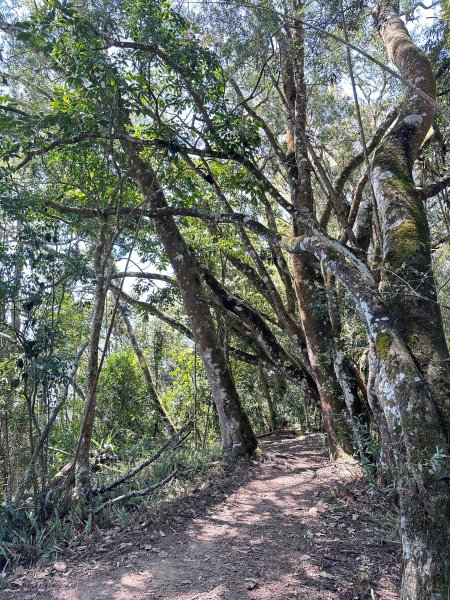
[0,0,448,584]
[0,436,222,573]
[96,348,152,445]
[161,346,212,431]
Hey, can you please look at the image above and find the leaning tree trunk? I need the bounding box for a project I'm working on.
[371,6,450,596]
[74,223,114,496]
[292,232,449,600]
[283,13,350,457]
[118,303,176,435]
[372,3,450,431]
[130,154,257,457]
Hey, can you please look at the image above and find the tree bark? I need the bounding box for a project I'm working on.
[372,3,450,433]
[75,223,114,495]
[283,10,350,457]
[130,155,257,457]
[287,230,450,600]
[202,267,319,401]
[370,5,450,596]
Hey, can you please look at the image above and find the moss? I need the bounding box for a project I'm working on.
[374,145,428,229]
[432,557,450,599]
[376,332,393,359]
[385,220,424,267]
[407,332,421,348]
[385,170,417,197]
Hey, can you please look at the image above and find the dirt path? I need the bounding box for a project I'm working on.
[3,435,400,599]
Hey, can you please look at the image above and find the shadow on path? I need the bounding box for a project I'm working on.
[3,435,400,600]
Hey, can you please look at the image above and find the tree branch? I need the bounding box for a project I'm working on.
[93,421,192,496]
[112,271,176,285]
[417,175,450,200]
[320,107,398,228]
[92,468,178,515]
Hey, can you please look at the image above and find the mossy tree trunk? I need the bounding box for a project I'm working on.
[370,328,449,600]
[370,4,450,596]
[372,3,450,431]
[290,231,449,600]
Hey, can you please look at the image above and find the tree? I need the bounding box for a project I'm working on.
[0,0,449,595]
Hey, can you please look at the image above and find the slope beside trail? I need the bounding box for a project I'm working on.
[3,435,400,600]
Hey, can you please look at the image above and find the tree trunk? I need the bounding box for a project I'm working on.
[293,232,450,600]
[202,267,319,401]
[130,156,257,457]
[371,331,449,600]
[118,303,176,434]
[372,3,450,432]
[365,341,396,483]
[370,6,450,595]
[283,12,350,456]
[258,365,277,431]
[75,223,113,495]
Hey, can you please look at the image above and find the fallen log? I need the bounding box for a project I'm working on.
[257,428,299,439]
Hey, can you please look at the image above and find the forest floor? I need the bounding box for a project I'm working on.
[2,434,401,600]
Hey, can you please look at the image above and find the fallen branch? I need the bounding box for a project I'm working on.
[92,420,192,496]
[172,429,193,450]
[257,428,299,439]
[47,446,72,456]
[92,469,178,515]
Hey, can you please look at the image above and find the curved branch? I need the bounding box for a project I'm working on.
[417,175,450,200]
[319,107,398,228]
[112,271,176,285]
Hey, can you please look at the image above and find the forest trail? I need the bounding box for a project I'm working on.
[3,435,400,600]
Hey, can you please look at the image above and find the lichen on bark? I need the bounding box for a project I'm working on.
[370,4,450,597]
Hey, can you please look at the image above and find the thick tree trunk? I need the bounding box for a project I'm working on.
[372,3,450,432]
[131,157,257,457]
[284,13,350,457]
[371,333,449,600]
[370,7,450,596]
[291,231,450,599]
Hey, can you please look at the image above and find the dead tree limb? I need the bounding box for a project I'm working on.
[93,469,178,515]
[92,420,192,496]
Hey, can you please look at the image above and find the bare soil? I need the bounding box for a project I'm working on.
[2,434,401,599]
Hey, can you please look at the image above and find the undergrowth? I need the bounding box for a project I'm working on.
[0,440,222,582]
